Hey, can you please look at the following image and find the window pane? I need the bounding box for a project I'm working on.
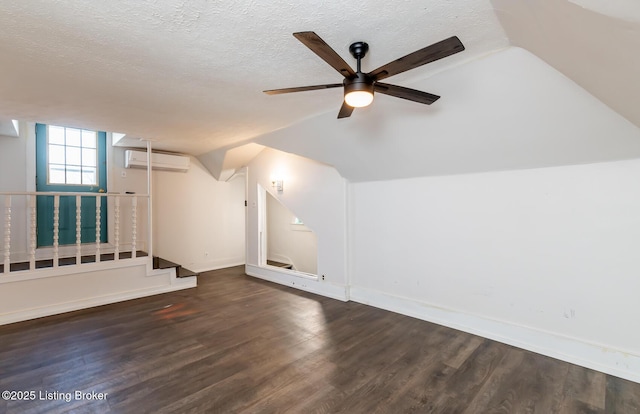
[49,144,65,164]
[66,146,81,166]
[66,166,82,184]
[81,148,96,167]
[49,165,66,184]
[49,126,65,144]
[82,130,96,148]
[82,167,97,185]
[66,128,81,146]
[46,125,101,187]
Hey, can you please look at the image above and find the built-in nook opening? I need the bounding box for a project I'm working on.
[257,184,318,278]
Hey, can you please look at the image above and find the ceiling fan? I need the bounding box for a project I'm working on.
[264,32,465,118]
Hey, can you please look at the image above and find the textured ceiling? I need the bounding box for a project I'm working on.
[0,0,507,154]
[1,0,638,164]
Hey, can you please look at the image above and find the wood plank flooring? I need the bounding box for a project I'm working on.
[0,265,639,413]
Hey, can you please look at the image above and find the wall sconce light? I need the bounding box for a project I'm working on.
[271,178,283,193]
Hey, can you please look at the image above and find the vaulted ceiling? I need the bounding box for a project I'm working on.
[1,1,639,178]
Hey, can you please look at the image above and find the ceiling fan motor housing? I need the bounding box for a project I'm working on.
[343,72,374,97]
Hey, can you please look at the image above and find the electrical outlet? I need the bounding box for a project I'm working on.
[322,274,325,281]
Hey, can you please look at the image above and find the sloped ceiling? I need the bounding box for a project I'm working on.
[253,47,640,181]
[491,0,640,131]
[0,1,638,179]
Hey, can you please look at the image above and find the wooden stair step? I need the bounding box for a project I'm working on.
[267,260,293,269]
[153,257,180,270]
[177,267,198,278]
[152,256,198,278]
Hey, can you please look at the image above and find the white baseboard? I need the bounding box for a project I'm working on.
[350,286,640,384]
[0,268,196,326]
[189,257,245,273]
[245,264,348,302]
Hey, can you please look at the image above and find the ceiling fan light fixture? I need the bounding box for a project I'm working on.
[344,73,374,108]
[345,90,374,108]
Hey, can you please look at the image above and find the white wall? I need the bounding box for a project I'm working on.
[0,133,27,191]
[349,158,640,382]
[150,156,245,272]
[246,147,348,300]
[266,192,317,274]
[108,145,149,252]
[0,123,31,257]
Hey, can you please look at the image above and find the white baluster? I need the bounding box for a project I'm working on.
[53,195,59,268]
[114,196,120,261]
[4,196,11,274]
[131,197,137,258]
[76,195,82,265]
[29,195,36,270]
[95,195,101,263]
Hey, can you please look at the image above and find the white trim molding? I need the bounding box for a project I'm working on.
[190,256,246,274]
[350,286,640,384]
[245,264,348,302]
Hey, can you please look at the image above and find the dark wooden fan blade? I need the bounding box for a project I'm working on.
[293,32,356,78]
[337,101,354,118]
[264,83,343,95]
[374,83,440,105]
[368,36,465,81]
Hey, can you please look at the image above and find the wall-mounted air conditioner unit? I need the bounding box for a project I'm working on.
[124,150,190,172]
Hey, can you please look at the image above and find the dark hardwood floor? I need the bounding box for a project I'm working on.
[1,265,639,413]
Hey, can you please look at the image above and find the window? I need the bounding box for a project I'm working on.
[47,125,97,185]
